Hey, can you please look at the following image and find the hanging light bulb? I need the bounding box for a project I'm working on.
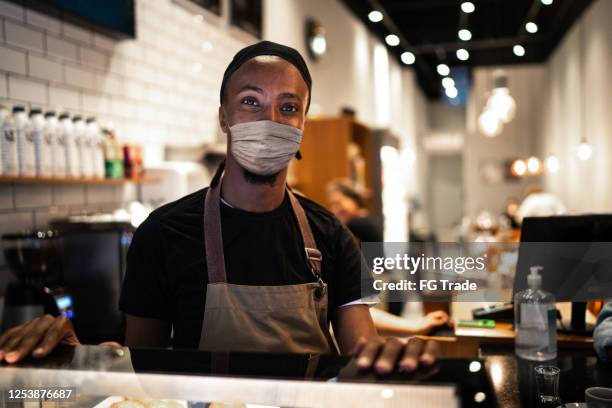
[545,155,560,173]
[487,75,516,123]
[511,159,527,177]
[577,139,592,160]
[527,156,542,175]
[478,109,503,137]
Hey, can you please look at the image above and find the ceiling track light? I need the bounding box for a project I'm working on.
[385,34,400,46]
[401,51,415,65]
[456,48,470,61]
[513,45,526,57]
[368,10,383,23]
[458,29,472,41]
[436,63,450,76]
[525,22,538,34]
[461,2,476,13]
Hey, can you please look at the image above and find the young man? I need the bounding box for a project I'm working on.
[0,41,438,374]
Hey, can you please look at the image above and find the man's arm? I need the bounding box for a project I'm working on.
[333,305,439,374]
[124,315,172,348]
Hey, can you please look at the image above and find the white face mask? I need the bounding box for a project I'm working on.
[229,120,303,176]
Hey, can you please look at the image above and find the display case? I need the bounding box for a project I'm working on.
[0,345,501,407]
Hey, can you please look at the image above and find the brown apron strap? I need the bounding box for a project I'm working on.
[204,177,227,283]
[203,176,323,283]
[287,189,323,279]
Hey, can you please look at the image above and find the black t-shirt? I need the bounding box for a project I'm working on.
[119,187,371,349]
[346,216,383,244]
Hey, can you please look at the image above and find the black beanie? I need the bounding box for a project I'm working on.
[219,40,312,112]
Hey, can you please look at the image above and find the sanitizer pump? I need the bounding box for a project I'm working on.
[514,266,557,361]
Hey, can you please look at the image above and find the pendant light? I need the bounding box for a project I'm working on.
[487,74,516,124]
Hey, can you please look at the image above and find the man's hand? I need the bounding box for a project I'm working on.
[0,315,79,363]
[353,336,439,374]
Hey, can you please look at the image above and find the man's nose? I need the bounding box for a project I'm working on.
[262,105,280,123]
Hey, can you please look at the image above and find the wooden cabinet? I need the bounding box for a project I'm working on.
[289,116,382,222]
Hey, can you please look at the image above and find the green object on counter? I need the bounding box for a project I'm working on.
[458,319,496,328]
[105,160,124,179]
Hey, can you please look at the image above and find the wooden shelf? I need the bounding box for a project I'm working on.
[0,175,159,186]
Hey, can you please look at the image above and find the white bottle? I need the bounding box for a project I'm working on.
[59,113,74,178]
[72,116,87,178]
[80,117,94,178]
[28,109,45,177]
[1,105,18,176]
[14,106,33,177]
[514,266,557,361]
[86,118,105,179]
[42,111,58,177]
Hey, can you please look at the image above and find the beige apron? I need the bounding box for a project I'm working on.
[198,178,336,354]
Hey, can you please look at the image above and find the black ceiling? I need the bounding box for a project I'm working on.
[341,0,594,99]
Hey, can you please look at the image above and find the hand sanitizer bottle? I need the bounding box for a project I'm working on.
[514,266,557,361]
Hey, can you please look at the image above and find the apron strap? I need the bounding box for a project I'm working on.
[287,189,323,279]
[204,177,227,283]
[203,176,323,283]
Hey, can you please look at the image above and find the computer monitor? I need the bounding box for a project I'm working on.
[514,214,612,334]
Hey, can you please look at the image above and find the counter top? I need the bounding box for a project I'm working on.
[0,345,610,407]
[0,345,494,407]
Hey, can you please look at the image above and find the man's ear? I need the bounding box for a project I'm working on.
[218,106,229,133]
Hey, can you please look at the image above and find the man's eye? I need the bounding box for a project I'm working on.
[281,104,298,112]
[241,97,259,106]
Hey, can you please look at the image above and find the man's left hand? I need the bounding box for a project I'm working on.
[353,336,439,374]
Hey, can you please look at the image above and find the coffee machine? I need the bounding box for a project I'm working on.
[1,231,74,332]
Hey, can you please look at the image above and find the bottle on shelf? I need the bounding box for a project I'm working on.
[59,113,74,178]
[514,265,557,361]
[13,106,32,177]
[71,116,85,178]
[86,118,105,179]
[42,111,58,178]
[103,127,124,179]
[28,108,45,178]
[1,104,18,176]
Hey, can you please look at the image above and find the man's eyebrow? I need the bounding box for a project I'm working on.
[277,92,302,101]
[238,84,264,93]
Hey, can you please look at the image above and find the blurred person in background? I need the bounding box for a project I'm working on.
[326,179,382,244]
[594,302,612,361]
[326,179,450,335]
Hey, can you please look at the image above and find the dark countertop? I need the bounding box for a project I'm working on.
[486,350,612,407]
[0,345,610,407]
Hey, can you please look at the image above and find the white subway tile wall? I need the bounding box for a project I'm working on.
[0,0,252,274]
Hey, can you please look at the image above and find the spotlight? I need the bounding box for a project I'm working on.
[541,0,553,5]
[525,22,538,34]
[445,86,458,99]
[461,2,476,13]
[458,29,472,41]
[385,34,400,46]
[545,155,560,173]
[368,10,383,23]
[401,51,415,65]
[456,48,470,61]
[442,77,455,88]
[513,45,525,57]
[527,156,542,174]
[511,159,527,176]
[437,63,450,76]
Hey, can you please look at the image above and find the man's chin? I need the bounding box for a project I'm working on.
[241,167,281,186]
